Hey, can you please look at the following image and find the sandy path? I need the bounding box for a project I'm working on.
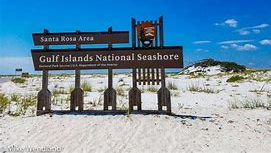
[0,77,11,83]
[1,107,270,153]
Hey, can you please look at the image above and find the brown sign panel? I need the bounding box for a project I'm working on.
[31,46,183,70]
[32,31,129,46]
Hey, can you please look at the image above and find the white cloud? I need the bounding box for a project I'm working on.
[252,29,261,34]
[193,41,211,44]
[221,45,229,49]
[224,19,238,27]
[218,40,253,44]
[196,48,209,52]
[259,39,271,45]
[236,24,269,35]
[215,19,238,28]
[238,30,250,35]
[245,24,269,29]
[230,43,257,51]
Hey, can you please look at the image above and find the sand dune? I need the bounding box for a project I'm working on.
[0,71,271,152]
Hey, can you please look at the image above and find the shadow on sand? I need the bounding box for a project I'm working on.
[45,110,212,120]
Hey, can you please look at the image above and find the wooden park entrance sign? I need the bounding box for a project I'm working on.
[31,16,183,115]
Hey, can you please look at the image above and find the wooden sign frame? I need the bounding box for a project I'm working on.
[32,16,183,116]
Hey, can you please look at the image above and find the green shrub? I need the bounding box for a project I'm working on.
[116,86,125,96]
[58,74,71,78]
[119,103,128,111]
[81,81,92,92]
[0,93,10,112]
[21,95,36,113]
[68,85,75,93]
[194,59,246,72]
[9,95,37,116]
[226,75,245,82]
[11,93,21,101]
[52,88,66,97]
[12,77,26,84]
[146,86,159,92]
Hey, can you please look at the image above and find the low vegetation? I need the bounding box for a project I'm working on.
[116,86,125,96]
[249,82,268,94]
[228,97,267,109]
[52,88,67,97]
[81,81,92,92]
[187,84,220,94]
[68,85,75,93]
[11,77,26,84]
[245,71,271,82]
[268,94,271,109]
[146,86,159,93]
[119,103,128,111]
[226,75,245,82]
[0,93,10,113]
[0,93,37,116]
[167,81,178,90]
[11,93,21,102]
[20,95,36,114]
[188,72,206,78]
[194,59,246,72]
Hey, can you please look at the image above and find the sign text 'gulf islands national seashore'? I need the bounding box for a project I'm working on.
[32,47,183,70]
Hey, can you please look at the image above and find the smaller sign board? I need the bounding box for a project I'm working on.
[32,31,129,46]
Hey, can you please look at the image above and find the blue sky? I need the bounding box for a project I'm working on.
[0,0,271,74]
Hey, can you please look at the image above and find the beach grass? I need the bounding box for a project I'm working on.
[11,77,26,84]
[81,81,92,92]
[0,93,10,112]
[167,81,178,90]
[226,75,245,82]
[228,97,267,109]
[187,84,220,94]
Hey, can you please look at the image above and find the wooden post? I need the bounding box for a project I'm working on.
[157,68,171,113]
[129,18,142,111]
[137,21,141,48]
[37,29,51,115]
[71,30,84,111]
[37,70,51,115]
[159,16,164,48]
[154,20,158,47]
[129,68,141,111]
[157,17,171,113]
[104,27,117,110]
[71,69,84,111]
[132,18,136,49]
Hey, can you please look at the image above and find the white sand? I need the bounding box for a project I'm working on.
[0,72,271,152]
